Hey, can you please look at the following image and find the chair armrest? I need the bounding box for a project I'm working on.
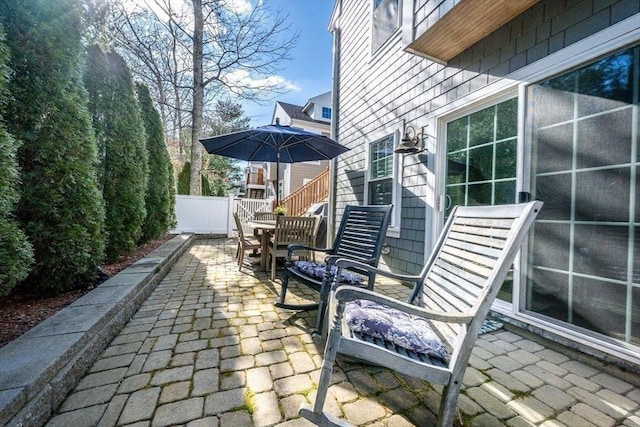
[287,245,330,256]
[333,258,422,283]
[324,255,376,267]
[334,285,473,324]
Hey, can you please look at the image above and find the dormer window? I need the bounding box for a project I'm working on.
[372,0,399,52]
[322,107,332,119]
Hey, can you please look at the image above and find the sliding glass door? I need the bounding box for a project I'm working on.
[442,45,640,348]
[445,98,518,301]
[527,46,640,344]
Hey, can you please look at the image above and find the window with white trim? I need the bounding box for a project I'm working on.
[322,107,331,119]
[372,0,399,52]
[366,131,400,233]
[444,97,518,302]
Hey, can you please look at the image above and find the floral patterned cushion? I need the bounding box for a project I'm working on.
[344,299,450,363]
[293,261,364,285]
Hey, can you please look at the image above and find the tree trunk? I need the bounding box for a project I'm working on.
[170,19,184,160]
[189,0,204,196]
[155,74,169,147]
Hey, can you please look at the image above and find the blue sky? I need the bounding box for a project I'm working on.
[242,0,335,127]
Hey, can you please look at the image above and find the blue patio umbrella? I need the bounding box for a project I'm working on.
[200,124,349,205]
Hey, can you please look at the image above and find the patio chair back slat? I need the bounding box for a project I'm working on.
[267,216,318,280]
[449,230,507,249]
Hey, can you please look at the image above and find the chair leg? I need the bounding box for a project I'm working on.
[271,253,277,281]
[275,268,290,306]
[300,313,342,422]
[436,378,464,427]
[312,277,332,336]
[238,248,244,271]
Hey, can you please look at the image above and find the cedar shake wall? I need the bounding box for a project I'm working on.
[333,0,639,274]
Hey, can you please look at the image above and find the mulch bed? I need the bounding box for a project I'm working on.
[0,235,173,348]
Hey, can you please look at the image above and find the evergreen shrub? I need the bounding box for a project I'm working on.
[1,0,106,293]
[85,45,148,261]
[136,83,175,242]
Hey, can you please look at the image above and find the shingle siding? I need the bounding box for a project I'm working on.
[612,0,640,22]
[333,0,638,274]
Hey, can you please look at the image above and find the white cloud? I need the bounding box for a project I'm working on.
[225,0,253,14]
[122,0,253,19]
[222,69,300,91]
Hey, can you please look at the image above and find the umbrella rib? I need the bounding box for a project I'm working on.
[282,138,339,158]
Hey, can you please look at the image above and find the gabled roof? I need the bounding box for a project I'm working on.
[302,91,331,114]
[276,101,328,125]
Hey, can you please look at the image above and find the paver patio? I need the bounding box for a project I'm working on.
[46,238,640,427]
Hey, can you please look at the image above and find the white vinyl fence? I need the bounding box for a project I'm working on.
[234,198,272,222]
[171,195,272,235]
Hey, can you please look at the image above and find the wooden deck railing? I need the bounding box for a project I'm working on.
[278,168,329,216]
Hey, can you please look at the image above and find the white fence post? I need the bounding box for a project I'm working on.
[227,195,235,238]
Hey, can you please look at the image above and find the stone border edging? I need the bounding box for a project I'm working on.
[0,234,194,427]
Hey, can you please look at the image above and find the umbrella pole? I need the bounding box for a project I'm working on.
[275,152,280,207]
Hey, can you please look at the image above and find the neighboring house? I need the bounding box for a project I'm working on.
[328,0,640,370]
[244,163,267,199]
[244,92,332,202]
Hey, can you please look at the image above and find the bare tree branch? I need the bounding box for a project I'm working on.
[104,0,298,195]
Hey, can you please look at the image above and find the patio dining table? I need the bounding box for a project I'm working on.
[247,219,276,270]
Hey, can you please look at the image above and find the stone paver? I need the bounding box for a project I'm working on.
[119,387,161,424]
[152,397,204,427]
[44,239,640,427]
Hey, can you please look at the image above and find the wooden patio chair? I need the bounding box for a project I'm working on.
[267,216,319,280]
[233,212,261,271]
[300,201,542,427]
[253,211,277,240]
[275,204,392,336]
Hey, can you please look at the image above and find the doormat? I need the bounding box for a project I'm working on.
[479,319,504,335]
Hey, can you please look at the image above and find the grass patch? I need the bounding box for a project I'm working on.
[510,389,531,399]
[243,389,255,414]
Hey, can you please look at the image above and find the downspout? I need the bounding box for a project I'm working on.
[327,0,341,246]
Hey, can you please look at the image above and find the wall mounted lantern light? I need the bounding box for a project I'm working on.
[394,125,433,154]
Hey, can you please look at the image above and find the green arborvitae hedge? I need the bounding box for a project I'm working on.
[1,0,106,294]
[177,161,191,195]
[136,83,176,242]
[177,161,211,196]
[85,45,148,261]
[201,174,212,197]
[0,24,33,295]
